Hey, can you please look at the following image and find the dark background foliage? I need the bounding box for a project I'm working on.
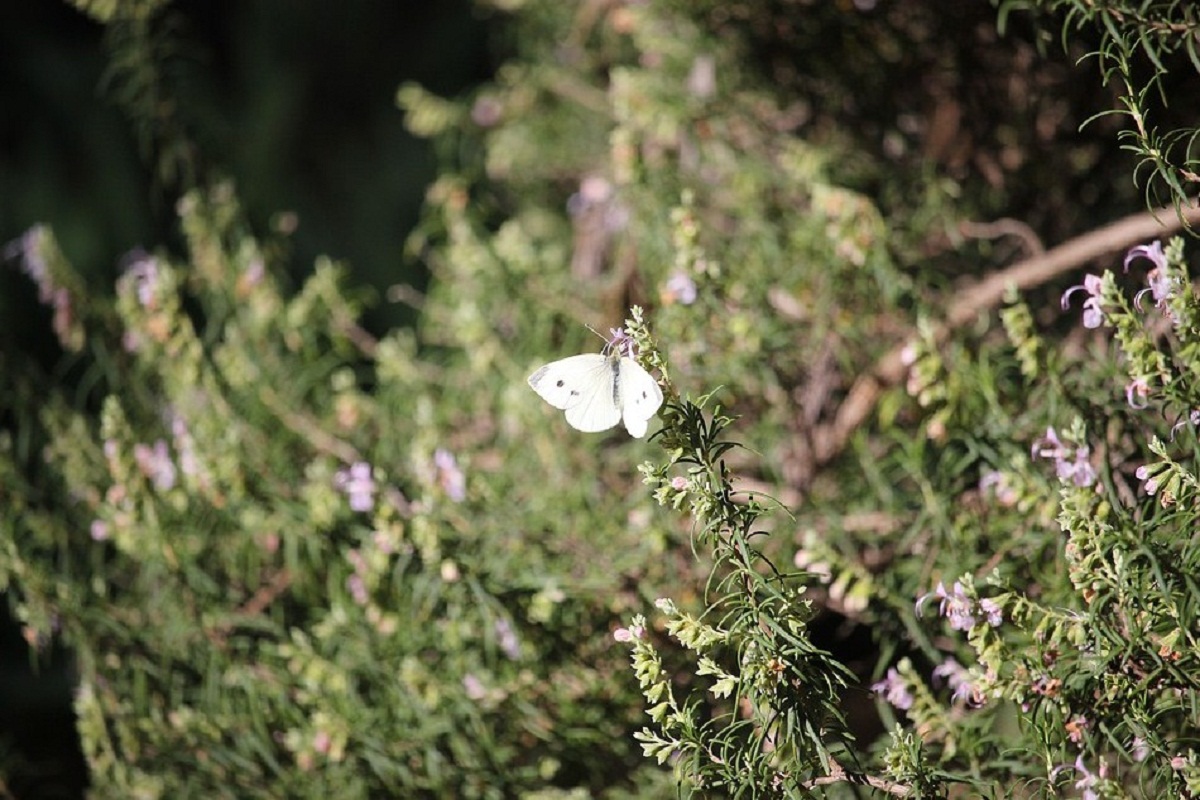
[1,3,490,796]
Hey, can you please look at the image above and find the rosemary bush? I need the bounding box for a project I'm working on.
[4,0,1200,798]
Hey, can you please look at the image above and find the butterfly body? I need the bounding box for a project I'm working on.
[528,351,663,437]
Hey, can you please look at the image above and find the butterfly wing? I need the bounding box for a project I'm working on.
[528,354,622,432]
[617,357,664,438]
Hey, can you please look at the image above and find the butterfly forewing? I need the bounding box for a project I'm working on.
[527,354,609,410]
[528,353,622,432]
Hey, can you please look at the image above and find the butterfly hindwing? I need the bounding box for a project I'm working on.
[617,356,664,438]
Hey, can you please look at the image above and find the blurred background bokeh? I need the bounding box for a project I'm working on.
[1,3,492,795]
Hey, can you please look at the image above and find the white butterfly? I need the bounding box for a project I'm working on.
[528,350,664,438]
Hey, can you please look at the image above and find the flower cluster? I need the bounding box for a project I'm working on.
[932,657,980,705]
[335,462,376,512]
[871,667,914,710]
[1125,240,1181,322]
[916,581,1002,633]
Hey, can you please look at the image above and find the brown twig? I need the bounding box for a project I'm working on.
[801,760,912,797]
[811,201,1200,467]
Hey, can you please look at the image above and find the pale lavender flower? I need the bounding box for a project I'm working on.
[346,549,369,605]
[932,657,980,705]
[871,667,914,710]
[1031,427,1095,487]
[1126,241,1182,320]
[433,448,466,502]
[670,475,689,491]
[90,520,110,542]
[168,412,205,481]
[494,617,521,660]
[1051,756,1098,800]
[1171,410,1200,440]
[1060,273,1105,328]
[1060,448,1096,488]
[608,327,635,358]
[462,674,487,700]
[1134,267,1180,316]
[1130,736,1149,762]
[121,250,161,309]
[243,256,265,287]
[133,440,177,491]
[613,625,644,642]
[470,94,504,127]
[979,470,1018,506]
[1125,378,1150,410]
[1135,464,1159,496]
[346,574,368,606]
[6,227,77,347]
[335,462,376,512]
[567,176,629,233]
[662,270,698,305]
[980,598,1003,627]
[1031,426,1065,460]
[917,581,977,631]
[1123,240,1167,273]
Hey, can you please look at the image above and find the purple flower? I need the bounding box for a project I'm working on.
[121,250,161,309]
[608,327,636,358]
[346,573,369,606]
[470,94,504,127]
[980,598,1003,627]
[1171,410,1200,440]
[1031,426,1064,460]
[133,440,177,491]
[917,581,977,631]
[346,549,369,605]
[871,667,914,710]
[168,411,206,482]
[567,176,629,233]
[662,270,698,305]
[1060,273,1105,328]
[494,617,521,660]
[1031,427,1095,487]
[932,657,981,705]
[1051,755,1099,800]
[979,470,1018,506]
[1126,241,1183,320]
[1135,464,1159,496]
[613,625,644,642]
[335,462,376,512]
[1125,378,1150,410]
[462,674,487,700]
[433,448,466,502]
[90,520,110,542]
[1123,240,1167,273]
